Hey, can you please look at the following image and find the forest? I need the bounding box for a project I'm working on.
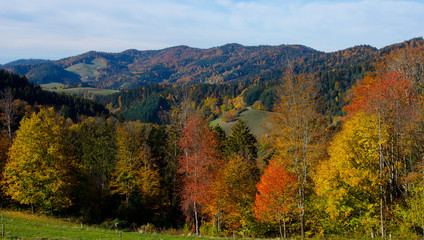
[1,42,424,239]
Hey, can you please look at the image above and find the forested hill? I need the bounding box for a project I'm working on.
[0,69,109,121]
[3,44,317,89]
[6,39,423,90]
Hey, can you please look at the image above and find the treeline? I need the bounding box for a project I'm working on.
[0,105,263,231]
[97,82,276,124]
[1,46,424,239]
[4,62,81,85]
[96,61,364,125]
[0,69,109,122]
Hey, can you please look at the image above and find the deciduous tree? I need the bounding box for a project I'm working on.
[255,160,297,239]
[346,71,420,236]
[3,107,77,213]
[314,112,387,234]
[269,70,324,237]
[178,113,220,235]
[220,155,257,235]
[110,121,160,209]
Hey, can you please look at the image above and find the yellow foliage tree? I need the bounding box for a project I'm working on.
[314,112,388,233]
[110,121,160,208]
[232,96,246,111]
[3,107,77,213]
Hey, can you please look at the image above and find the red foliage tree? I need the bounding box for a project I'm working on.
[255,160,297,239]
[178,113,221,235]
[346,71,416,117]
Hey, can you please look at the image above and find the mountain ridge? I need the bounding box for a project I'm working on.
[2,38,423,89]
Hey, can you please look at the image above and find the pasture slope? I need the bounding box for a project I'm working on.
[211,107,272,137]
[0,210,221,240]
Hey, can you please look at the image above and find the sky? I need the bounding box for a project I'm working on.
[1,0,423,64]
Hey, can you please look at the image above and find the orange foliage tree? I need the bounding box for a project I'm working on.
[255,160,297,239]
[178,112,221,235]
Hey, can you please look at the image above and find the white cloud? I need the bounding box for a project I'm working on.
[0,0,423,63]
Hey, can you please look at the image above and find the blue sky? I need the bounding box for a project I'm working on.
[1,0,423,64]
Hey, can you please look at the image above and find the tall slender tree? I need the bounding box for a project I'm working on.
[110,121,160,209]
[346,70,420,237]
[68,117,116,221]
[178,112,221,235]
[0,88,18,142]
[269,70,324,238]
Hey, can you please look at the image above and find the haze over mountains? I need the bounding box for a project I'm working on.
[4,38,421,90]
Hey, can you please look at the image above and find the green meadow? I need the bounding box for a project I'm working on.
[211,107,272,137]
[0,210,224,240]
[53,87,119,95]
[40,83,119,96]
[65,58,106,78]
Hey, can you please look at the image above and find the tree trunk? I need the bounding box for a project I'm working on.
[283,212,287,239]
[297,176,305,238]
[278,217,283,239]
[421,222,424,239]
[194,201,199,235]
[0,88,15,143]
[7,123,11,142]
[422,156,424,239]
[216,204,221,233]
[378,113,385,237]
[300,208,305,238]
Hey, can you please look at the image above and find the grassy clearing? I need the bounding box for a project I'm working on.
[0,210,224,240]
[53,87,120,96]
[65,58,106,78]
[40,82,65,90]
[211,108,272,137]
[40,83,120,96]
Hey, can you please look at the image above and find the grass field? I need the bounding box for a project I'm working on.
[39,82,65,90]
[65,58,106,79]
[0,210,225,240]
[211,108,272,137]
[53,87,120,96]
[40,83,120,96]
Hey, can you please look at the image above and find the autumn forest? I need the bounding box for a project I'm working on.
[1,39,424,239]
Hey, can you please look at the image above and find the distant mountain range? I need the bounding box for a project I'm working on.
[2,38,423,90]
[2,59,50,67]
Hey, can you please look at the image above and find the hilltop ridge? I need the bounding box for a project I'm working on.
[2,38,423,90]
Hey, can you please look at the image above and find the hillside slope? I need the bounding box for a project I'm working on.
[211,108,272,137]
[4,39,409,90]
